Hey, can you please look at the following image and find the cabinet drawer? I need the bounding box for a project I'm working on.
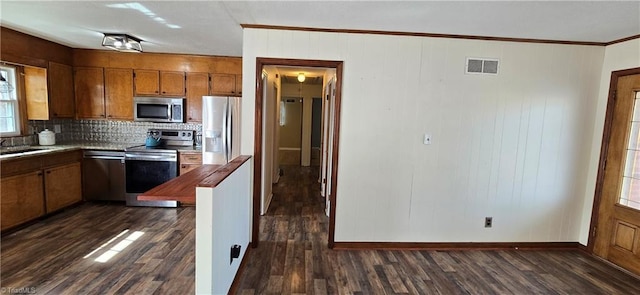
[179,153,202,164]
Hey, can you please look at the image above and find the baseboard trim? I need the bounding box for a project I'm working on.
[228,242,252,295]
[333,242,582,251]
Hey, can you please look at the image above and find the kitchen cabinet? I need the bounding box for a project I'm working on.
[134,70,185,96]
[211,73,242,96]
[0,171,45,231]
[0,150,82,232]
[24,66,49,120]
[74,67,105,119]
[134,69,159,95]
[186,72,209,122]
[48,62,75,118]
[161,71,186,96]
[179,151,202,175]
[44,162,82,212]
[104,68,134,120]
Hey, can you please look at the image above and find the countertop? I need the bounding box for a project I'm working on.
[137,156,251,204]
[0,141,202,160]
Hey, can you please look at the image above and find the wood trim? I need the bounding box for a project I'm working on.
[253,58,343,249]
[197,156,251,187]
[606,34,640,46]
[227,242,252,295]
[241,24,608,47]
[588,67,640,253]
[333,242,582,251]
[328,63,343,249]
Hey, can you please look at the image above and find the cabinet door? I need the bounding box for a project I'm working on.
[235,74,242,96]
[134,69,159,95]
[25,66,49,120]
[48,62,75,118]
[1,171,45,231]
[44,162,82,213]
[74,67,105,119]
[105,68,134,120]
[186,72,209,122]
[211,73,236,95]
[160,71,185,96]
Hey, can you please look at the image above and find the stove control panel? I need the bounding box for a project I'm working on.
[148,129,195,146]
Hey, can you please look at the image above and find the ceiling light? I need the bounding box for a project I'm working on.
[102,33,143,53]
[297,73,305,83]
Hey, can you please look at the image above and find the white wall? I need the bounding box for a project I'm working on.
[579,39,640,245]
[242,29,606,243]
[195,159,252,294]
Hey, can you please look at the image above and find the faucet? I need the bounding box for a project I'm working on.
[0,139,5,147]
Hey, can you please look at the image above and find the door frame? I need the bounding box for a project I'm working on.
[253,57,343,248]
[588,67,640,253]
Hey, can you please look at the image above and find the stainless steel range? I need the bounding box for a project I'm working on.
[125,129,194,207]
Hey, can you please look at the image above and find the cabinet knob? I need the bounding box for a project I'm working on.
[46,171,51,174]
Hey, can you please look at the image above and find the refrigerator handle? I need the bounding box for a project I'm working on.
[222,99,228,163]
[227,100,233,162]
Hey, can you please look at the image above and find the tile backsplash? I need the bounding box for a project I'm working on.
[2,119,202,147]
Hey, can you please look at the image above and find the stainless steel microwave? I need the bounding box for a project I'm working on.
[134,97,185,123]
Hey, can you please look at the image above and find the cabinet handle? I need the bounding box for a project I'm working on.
[181,165,186,168]
[46,171,51,174]
[37,173,43,176]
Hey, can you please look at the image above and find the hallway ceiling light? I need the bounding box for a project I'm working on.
[297,73,305,83]
[102,33,143,53]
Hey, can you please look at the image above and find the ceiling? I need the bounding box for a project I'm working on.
[1,1,639,57]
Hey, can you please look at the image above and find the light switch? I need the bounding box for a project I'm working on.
[423,134,431,145]
[54,124,62,133]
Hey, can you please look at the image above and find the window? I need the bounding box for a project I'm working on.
[0,65,20,136]
[620,91,640,210]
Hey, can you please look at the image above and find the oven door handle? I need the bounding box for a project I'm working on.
[125,154,177,161]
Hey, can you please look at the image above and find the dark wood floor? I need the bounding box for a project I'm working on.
[3,166,640,294]
[235,165,640,295]
[1,203,195,294]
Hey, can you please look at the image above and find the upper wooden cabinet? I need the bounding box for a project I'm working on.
[104,68,134,120]
[161,71,185,96]
[236,74,242,96]
[134,69,159,95]
[185,72,209,123]
[24,66,49,120]
[74,67,105,119]
[134,70,185,96]
[47,62,75,118]
[211,73,242,96]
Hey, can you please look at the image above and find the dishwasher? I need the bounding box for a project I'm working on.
[82,150,126,201]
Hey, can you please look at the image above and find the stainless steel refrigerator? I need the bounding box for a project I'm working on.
[202,96,241,165]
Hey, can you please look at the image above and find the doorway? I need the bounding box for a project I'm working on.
[591,68,640,275]
[253,58,343,248]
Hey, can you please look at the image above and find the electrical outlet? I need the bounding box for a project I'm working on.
[54,124,61,133]
[485,217,493,228]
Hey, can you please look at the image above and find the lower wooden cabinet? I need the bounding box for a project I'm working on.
[0,151,82,231]
[0,171,46,231]
[44,162,82,212]
[179,151,202,175]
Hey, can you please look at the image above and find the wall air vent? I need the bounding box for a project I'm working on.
[466,57,499,75]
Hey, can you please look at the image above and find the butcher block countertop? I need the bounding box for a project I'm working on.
[137,156,251,205]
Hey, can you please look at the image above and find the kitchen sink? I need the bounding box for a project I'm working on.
[0,148,44,155]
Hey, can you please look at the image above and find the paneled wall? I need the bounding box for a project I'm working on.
[242,29,606,243]
[579,39,640,244]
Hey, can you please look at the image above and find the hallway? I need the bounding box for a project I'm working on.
[235,166,640,294]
